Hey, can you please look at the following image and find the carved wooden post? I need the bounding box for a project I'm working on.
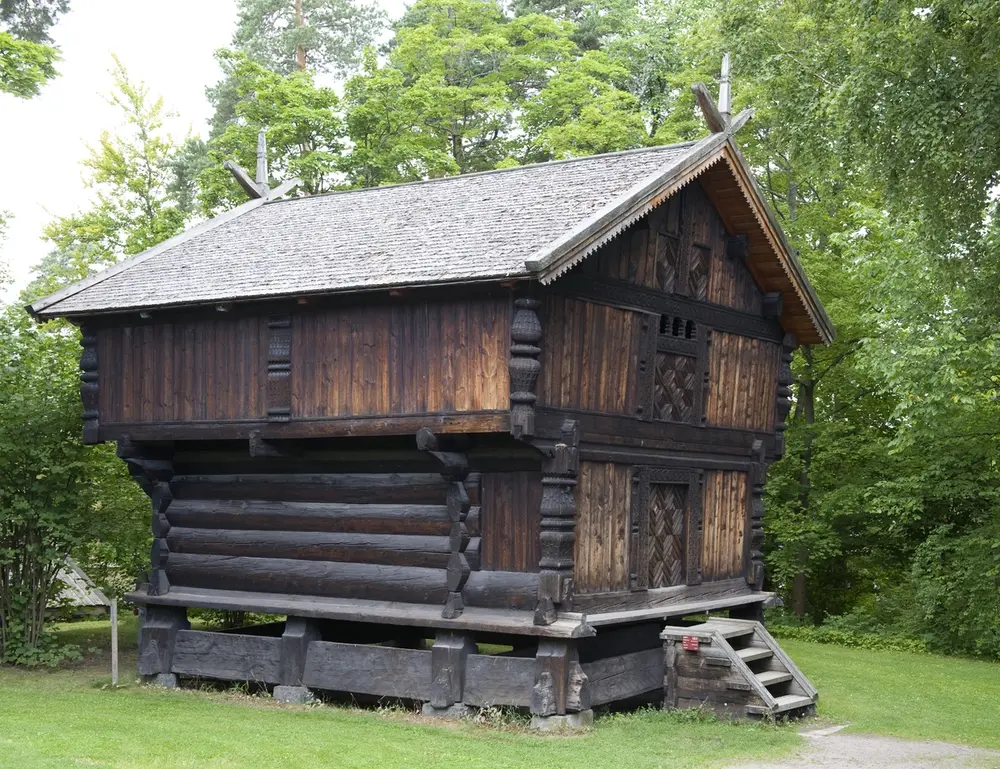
[275,616,320,703]
[427,631,476,713]
[118,439,174,596]
[531,640,589,725]
[79,326,100,444]
[509,297,542,440]
[747,439,766,590]
[137,604,188,685]
[535,419,579,626]
[266,314,292,422]
[774,332,797,459]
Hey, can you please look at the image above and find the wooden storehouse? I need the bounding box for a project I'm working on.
[30,93,832,724]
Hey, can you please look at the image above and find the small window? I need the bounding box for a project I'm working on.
[685,320,696,339]
[659,314,669,334]
[672,317,682,337]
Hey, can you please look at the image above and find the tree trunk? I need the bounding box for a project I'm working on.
[793,344,815,617]
[295,0,306,71]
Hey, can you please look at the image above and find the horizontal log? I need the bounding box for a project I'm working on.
[166,528,452,569]
[165,553,449,604]
[463,571,539,611]
[99,411,511,443]
[166,500,452,536]
[582,648,664,706]
[170,473,451,504]
[463,654,536,708]
[302,640,432,699]
[553,273,785,342]
[536,409,775,459]
[171,630,281,683]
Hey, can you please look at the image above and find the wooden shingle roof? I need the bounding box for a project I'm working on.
[30,131,833,344]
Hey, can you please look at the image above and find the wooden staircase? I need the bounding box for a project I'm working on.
[662,618,818,718]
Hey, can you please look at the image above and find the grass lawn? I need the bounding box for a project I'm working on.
[784,638,1000,749]
[0,618,798,769]
[3,619,1000,768]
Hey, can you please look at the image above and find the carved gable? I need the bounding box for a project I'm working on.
[579,180,763,314]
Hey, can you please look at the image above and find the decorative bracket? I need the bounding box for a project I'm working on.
[535,419,579,625]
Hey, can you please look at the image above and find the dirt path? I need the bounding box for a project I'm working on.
[728,725,1000,769]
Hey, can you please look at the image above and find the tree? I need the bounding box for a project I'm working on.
[0,0,67,97]
[206,0,386,141]
[341,0,647,181]
[0,302,146,665]
[198,52,343,213]
[39,57,187,295]
[233,0,386,76]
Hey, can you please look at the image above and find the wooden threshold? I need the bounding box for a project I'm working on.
[127,586,594,639]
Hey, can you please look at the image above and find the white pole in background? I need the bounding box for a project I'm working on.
[110,598,119,687]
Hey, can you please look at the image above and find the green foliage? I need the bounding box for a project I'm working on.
[0,30,57,97]
[233,0,386,76]
[198,51,343,212]
[0,0,65,97]
[206,0,385,139]
[769,620,928,656]
[0,307,142,665]
[913,522,1000,659]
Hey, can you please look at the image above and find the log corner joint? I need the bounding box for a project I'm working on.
[117,437,175,597]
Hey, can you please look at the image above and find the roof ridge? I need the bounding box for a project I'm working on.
[263,141,701,206]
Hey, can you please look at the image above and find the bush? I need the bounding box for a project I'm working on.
[912,521,1000,660]
[767,622,928,655]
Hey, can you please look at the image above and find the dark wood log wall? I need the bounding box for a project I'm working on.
[705,332,781,432]
[536,296,642,415]
[701,470,748,581]
[97,297,510,426]
[574,461,632,594]
[480,471,542,573]
[98,317,269,423]
[292,299,510,418]
[543,178,783,596]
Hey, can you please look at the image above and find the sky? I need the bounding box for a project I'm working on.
[0,0,405,300]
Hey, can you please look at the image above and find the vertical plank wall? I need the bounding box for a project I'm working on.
[579,180,763,314]
[701,470,748,581]
[98,317,268,423]
[706,332,781,431]
[536,296,642,414]
[293,298,510,418]
[573,461,632,593]
[480,472,542,572]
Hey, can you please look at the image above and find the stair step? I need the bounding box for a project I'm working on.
[773,694,814,712]
[700,621,756,639]
[756,670,792,687]
[736,647,773,663]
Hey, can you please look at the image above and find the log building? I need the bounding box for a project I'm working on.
[31,96,832,723]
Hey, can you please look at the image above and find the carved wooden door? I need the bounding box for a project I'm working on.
[630,468,703,590]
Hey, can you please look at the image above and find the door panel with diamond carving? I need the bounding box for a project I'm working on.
[629,467,703,591]
[648,483,687,587]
